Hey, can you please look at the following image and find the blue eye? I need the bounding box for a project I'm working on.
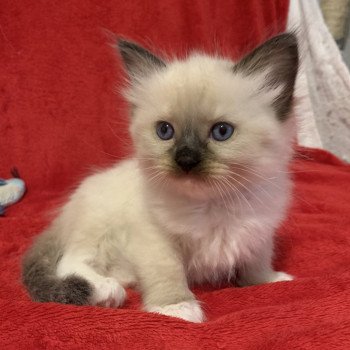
[156,121,174,140]
[211,122,234,141]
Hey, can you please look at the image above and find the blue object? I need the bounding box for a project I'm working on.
[0,168,26,215]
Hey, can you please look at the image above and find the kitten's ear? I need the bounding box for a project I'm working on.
[117,39,166,80]
[233,33,299,121]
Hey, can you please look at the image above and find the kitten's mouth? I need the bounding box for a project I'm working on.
[166,170,211,197]
[168,166,210,184]
[172,171,203,181]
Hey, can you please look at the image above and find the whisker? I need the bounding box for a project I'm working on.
[79,139,128,160]
[215,175,249,215]
[225,173,265,207]
[229,164,284,191]
[210,178,230,217]
[222,176,255,215]
[226,170,274,201]
[146,170,165,185]
[106,121,132,149]
[229,164,318,211]
[230,163,275,181]
[215,177,239,216]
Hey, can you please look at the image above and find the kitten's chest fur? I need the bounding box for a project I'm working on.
[150,193,271,284]
[180,211,242,284]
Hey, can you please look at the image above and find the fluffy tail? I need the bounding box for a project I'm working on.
[22,230,92,305]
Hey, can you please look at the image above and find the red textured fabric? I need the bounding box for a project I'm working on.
[1,0,350,349]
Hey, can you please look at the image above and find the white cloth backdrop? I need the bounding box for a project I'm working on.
[288,0,350,162]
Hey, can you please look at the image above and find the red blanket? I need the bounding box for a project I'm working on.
[1,0,350,349]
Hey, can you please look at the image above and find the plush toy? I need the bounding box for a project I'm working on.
[0,168,26,215]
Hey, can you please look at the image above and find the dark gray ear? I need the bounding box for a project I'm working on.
[117,39,166,79]
[233,33,299,121]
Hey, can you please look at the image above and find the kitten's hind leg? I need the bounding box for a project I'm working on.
[238,265,293,286]
[57,250,126,307]
[237,240,293,287]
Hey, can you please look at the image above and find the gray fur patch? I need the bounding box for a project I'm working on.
[233,32,299,121]
[53,275,92,305]
[22,229,92,306]
[118,39,166,79]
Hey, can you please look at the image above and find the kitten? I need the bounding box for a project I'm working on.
[22,33,299,323]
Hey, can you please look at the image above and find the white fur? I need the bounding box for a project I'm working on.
[147,300,204,323]
[50,51,296,322]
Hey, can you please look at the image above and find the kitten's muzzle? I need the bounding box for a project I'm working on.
[174,146,201,173]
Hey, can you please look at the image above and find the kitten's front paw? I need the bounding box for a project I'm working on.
[147,300,204,323]
[91,277,126,307]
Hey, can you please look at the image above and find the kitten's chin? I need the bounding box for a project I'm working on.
[140,161,215,199]
[164,173,215,200]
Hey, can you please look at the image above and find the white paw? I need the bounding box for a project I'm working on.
[91,277,126,307]
[147,300,204,323]
[267,271,294,283]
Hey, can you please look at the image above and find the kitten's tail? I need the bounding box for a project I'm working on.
[22,229,92,305]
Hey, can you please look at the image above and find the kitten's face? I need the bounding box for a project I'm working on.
[118,35,298,197]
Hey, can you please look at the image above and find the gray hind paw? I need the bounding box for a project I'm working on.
[55,275,92,305]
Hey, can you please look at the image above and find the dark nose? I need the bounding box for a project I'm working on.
[175,146,201,173]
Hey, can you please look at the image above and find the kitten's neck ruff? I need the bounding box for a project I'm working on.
[139,156,291,203]
[141,163,292,237]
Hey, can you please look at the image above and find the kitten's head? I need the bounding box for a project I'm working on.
[117,34,298,197]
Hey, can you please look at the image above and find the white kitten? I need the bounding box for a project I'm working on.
[23,33,299,323]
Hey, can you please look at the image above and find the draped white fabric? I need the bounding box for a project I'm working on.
[288,0,350,162]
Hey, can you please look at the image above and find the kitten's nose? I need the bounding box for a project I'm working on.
[175,146,201,173]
